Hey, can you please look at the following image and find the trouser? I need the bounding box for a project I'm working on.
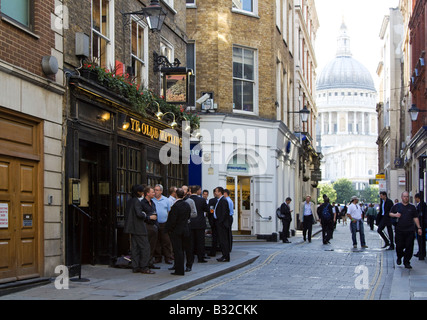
[303,215,314,241]
[377,218,394,247]
[321,219,334,243]
[130,234,150,271]
[169,232,191,275]
[189,228,206,263]
[282,219,291,242]
[154,223,173,261]
[395,230,415,265]
[216,221,230,259]
[350,219,366,246]
[146,223,158,264]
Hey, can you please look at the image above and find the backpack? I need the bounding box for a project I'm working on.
[321,203,332,221]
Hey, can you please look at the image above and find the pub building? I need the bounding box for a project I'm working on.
[65,73,187,267]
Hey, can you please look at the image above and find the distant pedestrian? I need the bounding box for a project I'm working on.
[300,195,317,243]
[317,195,334,244]
[390,191,423,269]
[165,188,192,275]
[348,196,368,249]
[377,191,394,250]
[341,204,348,225]
[414,193,426,260]
[366,203,377,231]
[123,185,156,274]
[278,197,293,243]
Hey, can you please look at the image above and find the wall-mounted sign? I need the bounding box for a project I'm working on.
[0,203,8,228]
[120,114,182,147]
[23,214,33,228]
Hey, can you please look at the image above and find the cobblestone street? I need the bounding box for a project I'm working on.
[164,223,397,300]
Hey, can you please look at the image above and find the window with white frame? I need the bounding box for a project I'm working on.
[0,0,32,29]
[92,0,114,68]
[233,46,256,113]
[162,0,174,9]
[186,0,195,5]
[232,0,257,15]
[131,18,148,86]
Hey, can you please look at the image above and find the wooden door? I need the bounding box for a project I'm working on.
[0,156,40,283]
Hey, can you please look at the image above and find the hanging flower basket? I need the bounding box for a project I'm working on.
[78,62,200,130]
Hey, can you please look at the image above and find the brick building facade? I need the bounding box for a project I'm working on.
[187,0,320,237]
[0,0,65,283]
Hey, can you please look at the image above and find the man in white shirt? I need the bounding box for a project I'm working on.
[300,196,317,242]
[347,196,368,249]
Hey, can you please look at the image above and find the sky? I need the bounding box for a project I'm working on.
[315,0,400,91]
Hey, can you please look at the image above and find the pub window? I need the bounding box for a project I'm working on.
[131,18,148,86]
[167,163,184,192]
[92,0,113,68]
[116,144,142,225]
[146,159,163,187]
[0,0,33,29]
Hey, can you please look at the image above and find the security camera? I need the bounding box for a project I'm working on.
[196,93,211,105]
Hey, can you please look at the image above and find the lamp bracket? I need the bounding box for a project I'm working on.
[153,51,181,73]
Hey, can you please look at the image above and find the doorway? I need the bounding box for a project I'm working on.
[76,140,112,265]
[226,176,252,234]
[0,156,41,282]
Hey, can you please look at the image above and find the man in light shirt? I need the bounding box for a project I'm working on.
[152,184,173,264]
[300,195,318,243]
[347,196,368,249]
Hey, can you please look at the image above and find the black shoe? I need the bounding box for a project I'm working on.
[217,257,230,262]
[168,266,175,270]
[387,246,394,250]
[414,253,420,257]
[283,240,291,243]
[132,268,141,273]
[171,272,185,276]
[404,264,412,269]
[397,257,402,265]
[382,243,390,249]
[185,267,192,272]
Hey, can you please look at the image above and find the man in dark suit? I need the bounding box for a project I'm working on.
[279,197,293,243]
[378,191,394,250]
[213,187,231,262]
[123,185,156,274]
[165,188,191,275]
[207,191,219,257]
[189,185,209,263]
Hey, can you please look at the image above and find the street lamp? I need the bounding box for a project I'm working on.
[409,104,427,122]
[288,105,311,123]
[122,0,167,33]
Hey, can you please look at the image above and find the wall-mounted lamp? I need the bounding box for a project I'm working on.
[122,0,167,33]
[409,104,427,122]
[157,112,177,129]
[288,105,310,123]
